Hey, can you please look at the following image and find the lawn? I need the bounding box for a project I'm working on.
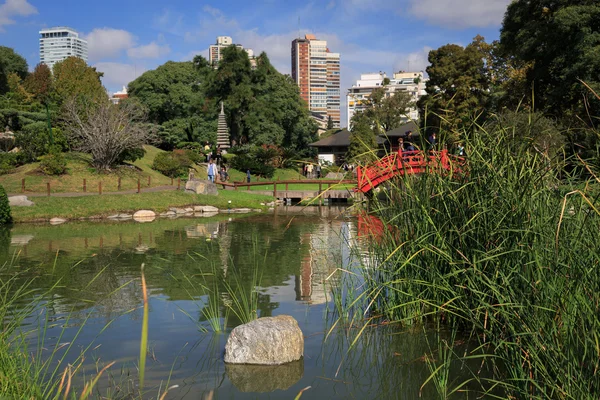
[10,190,274,222]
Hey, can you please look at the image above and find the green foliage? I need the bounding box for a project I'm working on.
[0,185,12,225]
[52,57,106,106]
[0,47,28,95]
[420,39,490,142]
[347,113,377,162]
[359,120,600,398]
[15,122,50,162]
[129,49,317,152]
[500,0,600,120]
[361,87,413,133]
[128,62,204,124]
[116,147,146,164]
[39,146,67,175]
[24,63,53,105]
[0,153,19,175]
[486,110,565,161]
[230,145,276,178]
[151,150,193,178]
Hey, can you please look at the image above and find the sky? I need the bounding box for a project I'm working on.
[0,0,512,127]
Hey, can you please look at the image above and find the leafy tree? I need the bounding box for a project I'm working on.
[364,87,413,132]
[25,63,53,105]
[5,73,32,104]
[0,46,28,94]
[347,113,377,162]
[53,57,106,105]
[420,39,490,143]
[62,99,154,171]
[500,0,600,121]
[129,61,205,124]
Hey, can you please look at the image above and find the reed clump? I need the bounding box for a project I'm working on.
[360,119,600,398]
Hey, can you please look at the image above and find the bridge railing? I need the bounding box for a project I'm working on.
[356,149,466,193]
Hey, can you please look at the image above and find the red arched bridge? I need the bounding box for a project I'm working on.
[355,149,465,193]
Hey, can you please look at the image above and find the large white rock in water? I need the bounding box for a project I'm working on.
[185,180,218,196]
[133,210,156,223]
[224,315,304,365]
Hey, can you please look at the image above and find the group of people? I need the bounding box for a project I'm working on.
[204,142,224,165]
[396,131,465,156]
[303,163,321,179]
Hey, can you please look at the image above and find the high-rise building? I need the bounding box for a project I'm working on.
[39,27,88,69]
[292,34,340,128]
[208,36,255,66]
[346,71,426,128]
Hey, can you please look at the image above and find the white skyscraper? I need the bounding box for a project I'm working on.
[39,27,88,69]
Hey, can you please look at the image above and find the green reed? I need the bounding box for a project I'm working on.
[354,118,600,398]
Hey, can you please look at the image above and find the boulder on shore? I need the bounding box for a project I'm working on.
[224,315,304,365]
[185,179,218,196]
[9,195,34,207]
[133,210,156,223]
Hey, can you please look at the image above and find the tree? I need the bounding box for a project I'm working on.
[62,99,155,171]
[347,112,377,162]
[128,61,205,124]
[53,57,106,105]
[500,1,600,121]
[420,40,490,142]
[327,116,334,130]
[366,87,413,132]
[0,46,28,95]
[25,63,53,105]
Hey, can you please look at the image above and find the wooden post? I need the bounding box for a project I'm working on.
[273,182,277,198]
[247,184,250,191]
[171,177,174,186]
[285,182,289,191]
[147,176,151,186]
[21,178,25,193]
[83,179,86,193]
[137,179,141,193]
[98,182,102,195]
[118,177,121,191]
[46,182,50,197]
[319,182,323,205]
[177,177,181,190]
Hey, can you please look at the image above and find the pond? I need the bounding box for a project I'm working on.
[3,207,448,399]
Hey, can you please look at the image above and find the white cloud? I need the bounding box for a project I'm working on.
[127,42,170,59]
[409,0,511,28]
[85,28,135,61]
[0,0,37,32]
[94,62,146,91]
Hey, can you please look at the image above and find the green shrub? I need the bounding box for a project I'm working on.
[117,147,146,164]
[0,153,19,175]
[230,154,275,178]
[14,122,50,162]
[0,185,12,225]
[39,146,67,175]
[152,150,193,177]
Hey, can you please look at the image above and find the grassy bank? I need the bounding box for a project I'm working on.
[352,122,600,398]
[0,145,173,194]
[11,190,273,222]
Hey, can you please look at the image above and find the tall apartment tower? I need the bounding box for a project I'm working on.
[292,34,340,128]
[39,27,88,69]
[209,36,254,66]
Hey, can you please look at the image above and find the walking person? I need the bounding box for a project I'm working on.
[428,133,437,151]
[246,169,251,183]
[207,159,217,183]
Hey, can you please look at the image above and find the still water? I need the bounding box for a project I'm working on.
[4,207,442,399]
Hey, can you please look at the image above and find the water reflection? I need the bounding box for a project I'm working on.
[2,209,447,399]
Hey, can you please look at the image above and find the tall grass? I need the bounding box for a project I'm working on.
[354,118,600,398]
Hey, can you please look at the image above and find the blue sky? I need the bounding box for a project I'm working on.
[1,0,511,126]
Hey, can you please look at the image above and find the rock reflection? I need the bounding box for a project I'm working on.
[225,359,304,392]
